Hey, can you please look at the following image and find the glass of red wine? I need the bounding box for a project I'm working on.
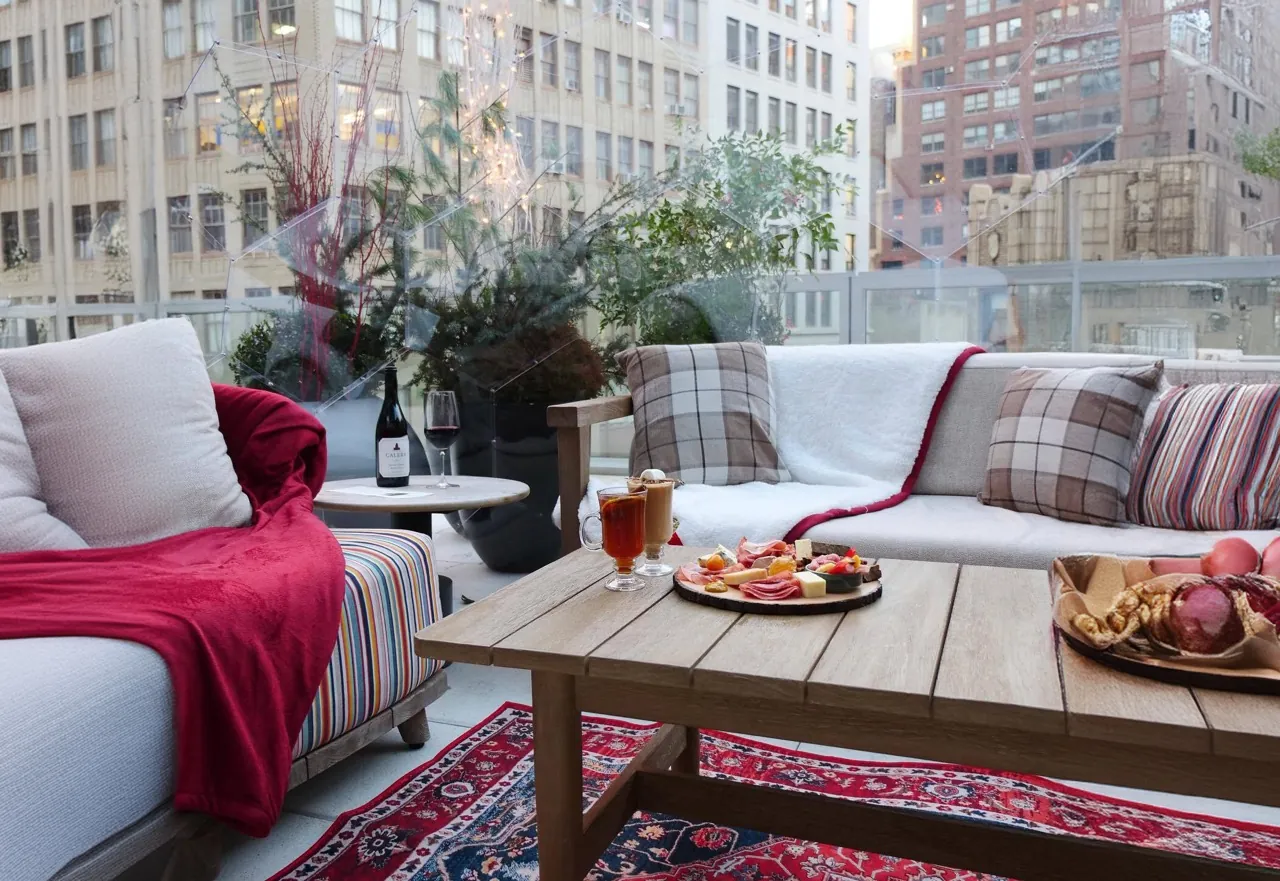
[425,390,461,489]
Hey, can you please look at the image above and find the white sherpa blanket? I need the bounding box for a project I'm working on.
[570,342,981,548]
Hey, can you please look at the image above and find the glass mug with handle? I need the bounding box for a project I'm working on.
[580,485,648,591]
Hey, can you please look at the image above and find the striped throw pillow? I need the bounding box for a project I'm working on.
[1128,383,1280,530]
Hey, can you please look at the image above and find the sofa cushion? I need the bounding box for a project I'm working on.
[801,494,1276,571]
[979,363,1163,525]
[617,342,788,485]
[915,353,1280,498]
[0,319,252,547]
[1128,383,1280,530]
[0,369,86,553]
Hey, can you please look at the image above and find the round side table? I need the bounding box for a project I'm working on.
[315,475,530,616]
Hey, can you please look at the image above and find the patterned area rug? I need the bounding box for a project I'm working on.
[269,703,1280,880]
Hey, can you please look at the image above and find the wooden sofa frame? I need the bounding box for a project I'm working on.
[549,394,634,556]
[50,670,448,881]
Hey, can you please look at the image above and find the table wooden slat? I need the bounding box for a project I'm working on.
[1193,689,1280,760]
[1057,640,1210,753]
[807,560,960,717]
[589,592,741,688]
[415,549,612,665]
[932,566,1065,734]
[492,547,703,674]
[694,611,845,702]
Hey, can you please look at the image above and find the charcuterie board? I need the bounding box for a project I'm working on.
[674,573,882,615]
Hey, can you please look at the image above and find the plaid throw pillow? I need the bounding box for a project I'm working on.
[979,363,1163,525]
[617,342,789,486]
[1128,383,1280,530]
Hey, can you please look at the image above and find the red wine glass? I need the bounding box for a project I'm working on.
[425,390,460,489]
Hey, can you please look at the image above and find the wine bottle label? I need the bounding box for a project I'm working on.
[377,436,411,478]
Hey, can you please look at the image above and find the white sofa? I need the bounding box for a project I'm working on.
[551,352,1280,566]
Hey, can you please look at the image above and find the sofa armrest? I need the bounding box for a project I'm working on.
[547,394,634,427]
[548,395,633,556]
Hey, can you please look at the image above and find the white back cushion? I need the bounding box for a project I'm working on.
[0,319,252,547]
[0,369,87,553]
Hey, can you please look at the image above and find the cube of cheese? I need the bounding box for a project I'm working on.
[723,568,771,587]
[794,539,813,560]
[795,571,826,599]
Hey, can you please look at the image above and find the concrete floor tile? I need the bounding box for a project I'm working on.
[428,662,532,728]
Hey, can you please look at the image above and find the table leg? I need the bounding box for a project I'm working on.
[391,511,454,618]
[673,726,701,775]
[532,671,584,881]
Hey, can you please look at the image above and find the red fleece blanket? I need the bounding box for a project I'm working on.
[0,384,346,836]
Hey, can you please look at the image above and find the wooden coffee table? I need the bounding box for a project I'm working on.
[415,548,1280,881]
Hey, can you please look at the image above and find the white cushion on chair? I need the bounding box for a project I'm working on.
[0,319,252,547]
[0,369,86,552]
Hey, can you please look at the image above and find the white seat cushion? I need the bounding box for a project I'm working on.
[801,494,1277,570]
[0,637,173,881]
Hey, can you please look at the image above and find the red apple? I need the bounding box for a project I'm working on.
[1262,537,1280,579]
[1170,581,1245,655]
[1201,538,1262,577]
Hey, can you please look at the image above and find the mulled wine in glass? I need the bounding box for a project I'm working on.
[425,390,460,489]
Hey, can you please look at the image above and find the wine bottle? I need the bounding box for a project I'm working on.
[375,366,411,488]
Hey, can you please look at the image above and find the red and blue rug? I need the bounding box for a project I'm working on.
[269,702,1280,880]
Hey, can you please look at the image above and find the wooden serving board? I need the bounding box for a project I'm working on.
[674,575,883,615]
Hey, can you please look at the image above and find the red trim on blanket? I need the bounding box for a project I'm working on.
[780,345,986,543]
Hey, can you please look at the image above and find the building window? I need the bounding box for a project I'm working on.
[0,41,10,93]
[1033,147,1051,170]
[821,111,832,141]
[805,0,817,28]
[516,116,534,167]
[540,119,559,162]
[965,0,989,14]
[242,188,269,247]
[0,213,16,265]
[963,92,989,114]
[594,49,611,101]
[805,46,817,89]
[663,67,679,111]
[920,36,944,58]
[921,99,945,122]
[682,0,698,42]
[846,118,856,155]
[636,0,651,26]
[683,73,698,119]
[922,68,945,88]
[95,110,116,166]
[202,290,226,300]
[768,32,781,77]
[921,131,945,153]
[994,51,1018,77]
[921,2,946,26]
[745,91,759,133]
[200,194,226,251]
[993,86,1019,109]
[785,102,797,144]
[72,206,94,259]
[20,124,36,175]
[268,0,296,36]
[920,162,944,185]
[804,107,817,147]
[727,18,740,63]
[163,98,187,158]
[785,39,797,82]
[965,26,990,49]
[68,115,89,171]
[845,61,856,100]
[168,196,192,253]
[0,129,12,179]
[566,41,581,91]
[618,136,634,175]
[821,52,832,93]
[784,0,796,19]
[566,126,583,176]
[963,124,987,148]
[65,23,86,79]
[993,152,1018,174]
[663,0,678,39]
[335,0,363,41]
[921,195,944,215]
[964,59,989,82]
[639,140,654,177]
[963,156,987,178]
[665,144,680,172]
[995,17,1021,43]
[921,226,944,247]
[596,132,612,180]
[541,33,558,87]
[993,121,1017,142]
[727,85,740,130]
[745,25,759,71]
[197,93,221,153]
[418,1,439,59]
[846,2,856,42]
[637,60,652,106]
[768,97,781,135]
[17,36,33,87]
[23,209,40,261]
[234,0,260,42]
[194,0,216,52]
[821,0,833,32]
[514,28,533,83]
[374,0,399,49]
[163,2,185,58]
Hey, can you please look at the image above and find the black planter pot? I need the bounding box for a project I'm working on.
[437,398,561,573]
[303,397,431,531]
